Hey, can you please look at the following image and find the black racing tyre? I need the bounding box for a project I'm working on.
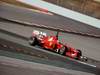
[29,37,36,46]
[59,46,66,55]
[77,49,82,56]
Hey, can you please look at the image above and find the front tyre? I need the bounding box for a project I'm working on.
[59,46,66,55]
[29,37,36,46]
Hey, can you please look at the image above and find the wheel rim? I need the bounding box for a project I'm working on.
[29,39,33,44]
[29,37,35,45]
[59,46,65,55]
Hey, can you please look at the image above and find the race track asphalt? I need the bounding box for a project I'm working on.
[0,56,97,75]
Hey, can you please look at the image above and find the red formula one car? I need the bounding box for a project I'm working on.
[29,30,87,61]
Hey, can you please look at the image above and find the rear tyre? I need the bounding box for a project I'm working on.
[59,46,66,55]
[29,37,36,46]
[77,49,82,56]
